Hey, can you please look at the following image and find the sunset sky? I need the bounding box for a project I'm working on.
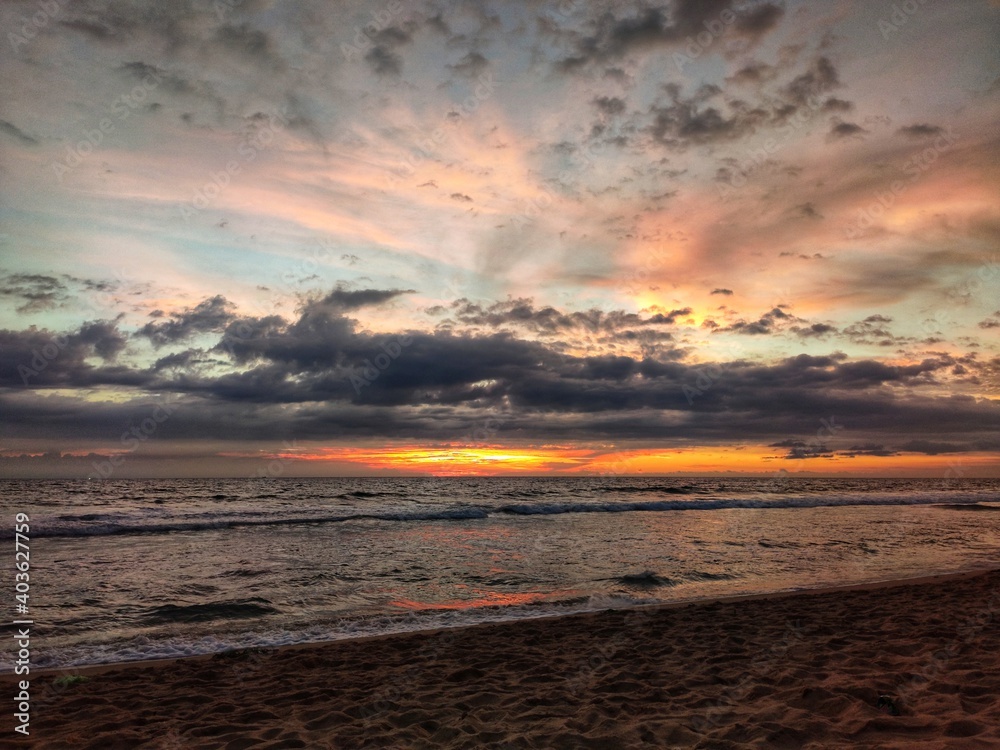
[1,0,998,477]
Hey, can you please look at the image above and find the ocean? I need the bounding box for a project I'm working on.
[2,477,999,673]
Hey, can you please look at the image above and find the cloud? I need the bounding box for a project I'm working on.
[795,323,837,338]
[0,273,69,313]
[649,86,764,147]
[827,119,868,140]
[897,440,970,455]
[727,62,776,85]
[439,298,691,335]
[794,202,823,219]
[557,1,784,70]
[783,56,840,105]
[320,288,416,311]
[769,440,833,460]
[821,97,853,113]
[979,312,1000,329]
[897,123,946,139]
[593,96,627,116]
[0,321,129,387]
[448,51,489,78]
[0,120,37,146]
[838,443,897,457]
[137,296,238,347]
[363,25,412,76]
[214,23,279,66]
[1,296,997,460]
[365,46,403,76]
[715,307,797,335]
[710,288,733,296]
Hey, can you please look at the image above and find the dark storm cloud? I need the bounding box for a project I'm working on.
[321,288,416,311]
[715,307,796,335]
[897,441,972,455]
[734,3,785,37]
[979,312,1000,329]
[648,81,774,147]
[647,54,842,149]
[2,290,998,453]
[0,120,37,146]
[441,298,691,334]
[0,322,130,387]
[794,323,837,338]
[137,296,238,347]
[75,320,128,360]
[768,440,833,460]
[448,51,489,78]
[897,123,946,139]
[840,315,902,346]
[839,443,897,457]
[794,202,822,219]
[213,23,282,68]
[822,97,854,113]
[557,1,784,71]
[0,273,68,312]
[363,25,413,76]
[365,46,403,76]
[58,1,195,47]
[593,96,627,116]
[828,119,868,140]
[727,61,776,85]
[783,56,839,105]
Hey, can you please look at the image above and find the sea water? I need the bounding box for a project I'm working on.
[1,477,998,672]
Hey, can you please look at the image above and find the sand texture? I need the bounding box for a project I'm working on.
[4,569,1000,749]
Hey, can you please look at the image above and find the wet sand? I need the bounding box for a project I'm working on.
[4,568,1000,749]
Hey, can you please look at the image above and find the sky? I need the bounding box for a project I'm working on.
[0,0,998,478]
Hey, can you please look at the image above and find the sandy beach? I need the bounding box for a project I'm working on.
[5,569,1000,749]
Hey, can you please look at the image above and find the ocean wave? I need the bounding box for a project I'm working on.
[24,507,492,539]
[14,493,991,539]
[6,591,664,673]
[141,598,277,625]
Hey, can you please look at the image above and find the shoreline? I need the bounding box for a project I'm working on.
[19,564,999,679]
[5,567,1000,748]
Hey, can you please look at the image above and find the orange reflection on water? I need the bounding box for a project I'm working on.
[391,591,548,610]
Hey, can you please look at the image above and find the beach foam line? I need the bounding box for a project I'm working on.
[10,567,1000,748]
[10,566,998,675]
[16,492,995,538]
